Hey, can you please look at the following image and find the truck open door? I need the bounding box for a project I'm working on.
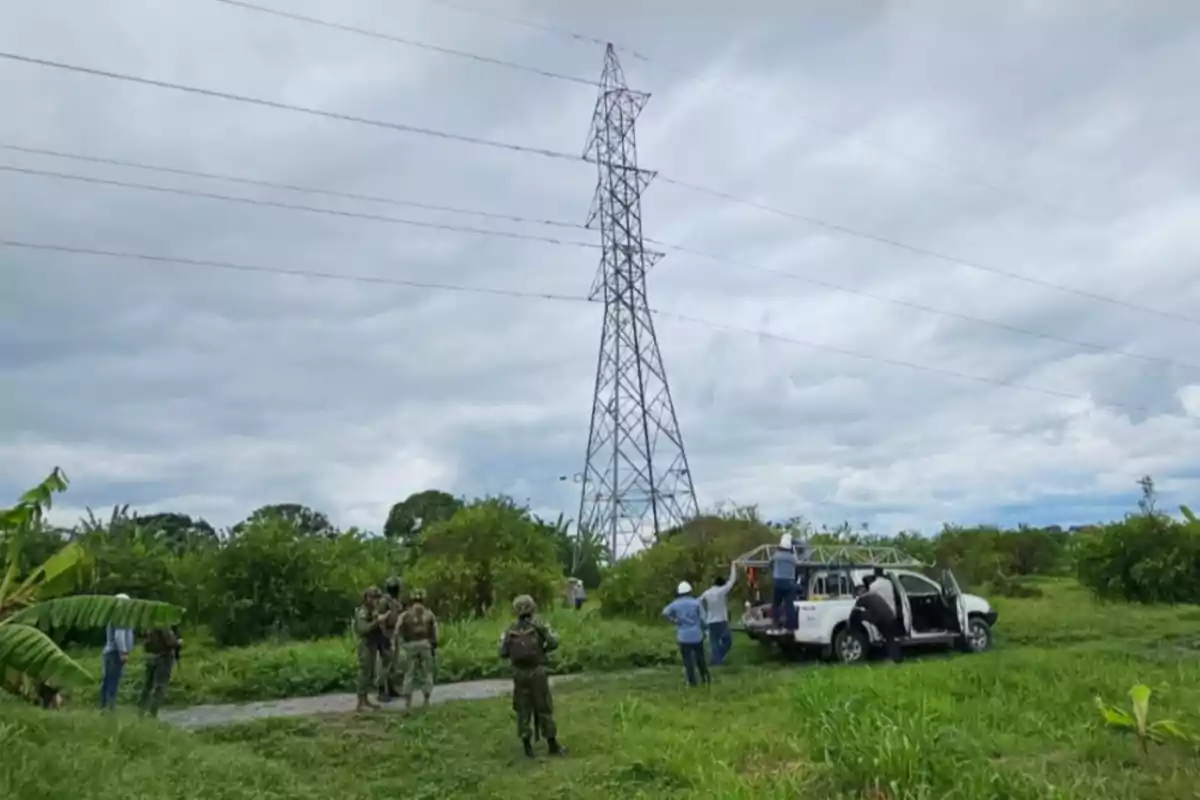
[939,569,969,636]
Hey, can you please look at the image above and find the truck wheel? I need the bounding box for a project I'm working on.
[833,627,868,664]
[959,617,992,653]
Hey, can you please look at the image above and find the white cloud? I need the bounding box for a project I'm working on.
[3,0,1200,539]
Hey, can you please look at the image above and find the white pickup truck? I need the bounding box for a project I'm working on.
[736,544,998,664]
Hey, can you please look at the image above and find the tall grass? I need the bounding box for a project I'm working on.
[66,609,693,706]
[7,643,1198,799]
[9,579,1200,798]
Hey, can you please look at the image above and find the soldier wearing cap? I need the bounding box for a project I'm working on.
[352,586,389,711]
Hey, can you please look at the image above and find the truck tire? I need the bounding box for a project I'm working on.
[833,627,869,664]
[959,616,992,653]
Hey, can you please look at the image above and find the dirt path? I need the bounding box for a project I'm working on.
[160,671,649,730]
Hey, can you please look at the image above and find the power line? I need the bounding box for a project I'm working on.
[0,143,588,231]
[0,164,602,250]
[1,49,1191,326]
[650,308,1148,413]
[647,239,1200,374]
[419,0,1102,225]
[0,239,595,303]
[655,175,1200,327]
[206,0,599,87]
[2,237,1149,413]
[4,145,1192,373]
[422,0,647,60]
[0,51,585,164]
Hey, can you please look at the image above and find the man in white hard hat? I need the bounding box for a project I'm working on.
[662,580,710,687]
[770,533,799,630]
[99,593,134,710]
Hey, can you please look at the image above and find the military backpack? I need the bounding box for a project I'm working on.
[399,607,433,641]
[505,624,544,667]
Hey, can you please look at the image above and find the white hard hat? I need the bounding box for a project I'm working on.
[677,581,692,595]
[779,533,793,549]
[115,593,131,600]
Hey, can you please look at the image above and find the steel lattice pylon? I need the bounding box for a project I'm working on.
[576,43,699,561]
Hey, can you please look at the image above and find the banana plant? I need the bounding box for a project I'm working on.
[0,468,183,695]
[1095,684,1196,756]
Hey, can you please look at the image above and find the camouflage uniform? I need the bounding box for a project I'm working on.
[353,587,387,710]
[138,627,179,718]
[396,589,438,709]
[378,576,405,700]
[499,595,566,758]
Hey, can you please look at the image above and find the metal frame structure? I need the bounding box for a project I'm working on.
[576,44,698,561]
[734,543,931,569]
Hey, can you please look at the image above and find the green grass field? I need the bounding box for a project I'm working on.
[7,580,1199,799]
[65,609,687,707]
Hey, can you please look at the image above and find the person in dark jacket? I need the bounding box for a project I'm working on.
[852,578,903,663]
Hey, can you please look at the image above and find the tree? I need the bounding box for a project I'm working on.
[0,469,181,696]
[405,497,561,618]
[534,513,606,589]
[1076,478,1200,604]
[384,490,463,546]
[234,504,336,539]
[136,512,218,554]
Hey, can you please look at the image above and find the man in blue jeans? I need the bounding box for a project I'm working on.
[699,561,738,665]
[662,581,710,687]
[771,534,799,630]
[99,592,134,710]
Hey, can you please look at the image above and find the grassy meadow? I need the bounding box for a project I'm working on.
[5,578,1198,799]
[64,608,690,707]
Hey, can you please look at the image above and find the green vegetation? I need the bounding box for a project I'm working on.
[65,609,689,706]
[0,469,182,698]
[6,467,1200,797]
[5,583,1198,799]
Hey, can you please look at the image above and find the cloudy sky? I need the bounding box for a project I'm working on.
[2,0,1198,541]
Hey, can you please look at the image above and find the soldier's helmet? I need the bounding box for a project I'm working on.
[363,586,381,601]
[384,575,402,591]
[512,594,537,616]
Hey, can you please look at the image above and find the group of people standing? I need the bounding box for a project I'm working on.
[661,561,740,686]
[353,577,438,712]
[96,592,183,717]
[353,578,567,758]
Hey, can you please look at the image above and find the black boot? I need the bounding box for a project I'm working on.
[547,737,566,756]
[522,737,535,758]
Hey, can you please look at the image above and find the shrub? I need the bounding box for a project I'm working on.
[1075,509,1200,605]
[405,498,563,619]
[204,518,405,646]
[601,512,774,619]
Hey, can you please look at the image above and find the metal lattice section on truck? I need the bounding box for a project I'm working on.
[733,543,930,569]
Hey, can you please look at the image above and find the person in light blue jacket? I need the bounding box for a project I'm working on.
[662,581,711,687]
[99,593,134,710]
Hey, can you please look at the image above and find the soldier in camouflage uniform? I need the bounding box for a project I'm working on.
[138,626,181,718]
[499,595,566,758]
[353,586,389,712]
[377,576,405,702]
[396,588,438,710]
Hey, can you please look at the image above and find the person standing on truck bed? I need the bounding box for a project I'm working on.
[770,533,799,630]
[854,578,903,663]
[699,561,738,666]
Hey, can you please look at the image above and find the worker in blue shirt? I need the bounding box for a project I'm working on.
[662,581,711,687]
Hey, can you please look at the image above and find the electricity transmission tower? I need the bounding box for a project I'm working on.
[576,43,699,561]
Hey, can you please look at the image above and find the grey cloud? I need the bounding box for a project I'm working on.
[3,0,1199,537]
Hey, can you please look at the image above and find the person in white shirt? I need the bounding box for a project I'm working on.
[868,569,898,616]
[99,592,134,710]
[698,561,738,666]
